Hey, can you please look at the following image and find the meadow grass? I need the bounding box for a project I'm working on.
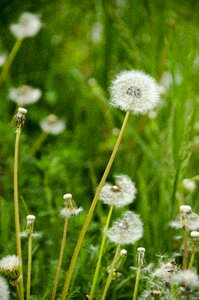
[0,1,199,299]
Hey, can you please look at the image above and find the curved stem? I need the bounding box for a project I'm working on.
[90,205,114,300]
[0,39,22,86]
[61,111,130,299]
[51,218,68,300]
[100,244,120,300]
[188,250,196,269]
[14,127,24,300]
[26,235,32,300]
[31,132,48,155]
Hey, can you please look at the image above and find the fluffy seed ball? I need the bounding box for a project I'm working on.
[0,276,10,300]
[107,211,143,245]
[110,70,160,114]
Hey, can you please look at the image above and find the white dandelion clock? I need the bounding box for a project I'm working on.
[170,205,199,230]
[0,276,10,300]
[60,194,83,218]
[99,175,137,207]
[10,12,42,39]
[173,269,199,289]
[40,114,65,135]
[9,85,42,106]
[107,211,143,245]
[110,70,160,114]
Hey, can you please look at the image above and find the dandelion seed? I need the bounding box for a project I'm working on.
[0,276,10,300]
[60,194,83,218]
[107,211,143,245]
[170,205,199,230]
[99,175,137,207]
[0,255,21,283]
[9,85,42,106]
[182,178,196,193]
[110,70,160,114]
[40,114,65,135]
[173,269,199,289]
[10,12,42,39]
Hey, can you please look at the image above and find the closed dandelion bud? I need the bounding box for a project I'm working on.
[26,215,36,237]
[182,179,196,193]
[10,12,42,39]
[191,231,199,239]
[107,211,143,245]
[151,290,161,299]
[137,247,145,267]
[120,249,127,257]
[0,276,10,300]
[16,107,27,128]
[190,231,199,252]
[40,114,65,135]
[110,70,160,114]
[99,175,137,207]
[60,194,83,218]
[0,255,21,285]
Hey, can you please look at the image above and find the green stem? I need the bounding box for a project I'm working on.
[90,205,114,300]
[14,127,24,300]
[0,39,22,86]
[61,111,130,299]
[188,250,195,269]
[26,235,32,300]
[132,267,141,300]
[51,218,68,300]
[30,132,48,155]
[100,244,121,300]
[183,225,188,270]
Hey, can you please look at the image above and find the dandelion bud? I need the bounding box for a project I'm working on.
[137,247,145,267]
[120,249,127,257]
[26,215,36,237]
[0,255,21,284]
[151,290,161,299]
[60,194,83,218]
[180,205,192,214]
[170,205,199,230]
[27,215,36,224]
[110,70,160,114]
[191,231,199,238]
[0,276,10,300]
[16,107,27,128]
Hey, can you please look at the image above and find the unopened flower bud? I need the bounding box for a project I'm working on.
[16,107,27,128]
[120,249,127,257]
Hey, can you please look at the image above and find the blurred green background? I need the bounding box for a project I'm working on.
[0,0,199,298]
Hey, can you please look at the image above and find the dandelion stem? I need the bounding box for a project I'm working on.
[90,205,114,300]
[26,235,32,300]
[61,111,130,299]
[0,39,22,86]
[51,218,69,300]
[132,267,141,300]
[183,225,188,270]
[100,244,120,300]
[14,127,24,300]
[31,132,48,155]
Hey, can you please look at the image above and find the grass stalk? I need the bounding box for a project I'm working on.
[0,39,22,86]
[90,205,114,300]
[100,244,120,300]
[51,218,69,300]
[14,127,24,300]
[61,111,130,299]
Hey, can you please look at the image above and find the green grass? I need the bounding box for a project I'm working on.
[0,1,199,299]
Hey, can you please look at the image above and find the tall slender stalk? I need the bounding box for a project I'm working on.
[26,233,32,300]
[14,127,24,300]
[183,225,188,270]
[132,268,141,300]
[61,111,130,299]
[100,244,120,300]
[31,132,47,155]
[0,39,22,86]
[90,205,114,300]
[51,218,68,300]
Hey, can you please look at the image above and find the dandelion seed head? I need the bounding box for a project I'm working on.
[153,259,178,283]
[182,179,196,193]
[27,214,36,225]
[99,175,137,207]
[110,70,160,114]
[191,231,199,238]
[9,85,42,106]
[60,193,83,218]
[180,205,192,214]
[173,270,199,289]
[170,206,199,230]
[0,255,21,282]
[40,114,65,135]
[107,211,143,245]
[0,276,10,300]
[10,12,42,39]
